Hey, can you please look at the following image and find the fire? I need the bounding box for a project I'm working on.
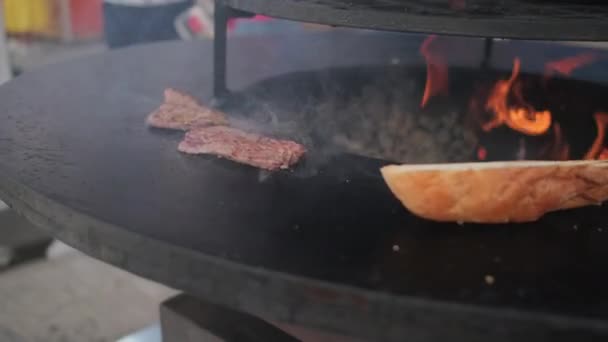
[420,35,448,108]
[419,36,606,162]
[483,58,552,136]
[544,53,606,160]
[584,112,608,160]
[545,52,599,78]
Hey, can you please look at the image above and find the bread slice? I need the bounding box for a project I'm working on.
[380,160,608,223]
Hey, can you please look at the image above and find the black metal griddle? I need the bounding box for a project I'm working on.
[2,34,608,340]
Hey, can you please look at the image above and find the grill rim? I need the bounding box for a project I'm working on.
[220,0,608,41]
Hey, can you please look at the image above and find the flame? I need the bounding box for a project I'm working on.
[545,52,599,78]
[420,35,448,108]
[483,58,552,136]
[584,112,608,160]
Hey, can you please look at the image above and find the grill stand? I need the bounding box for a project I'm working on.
[160,293,361,342]
[213,0,228,97]
[212,1,496,98]
[213,1,253,97]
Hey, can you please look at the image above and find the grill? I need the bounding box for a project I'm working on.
[1,0,608,341]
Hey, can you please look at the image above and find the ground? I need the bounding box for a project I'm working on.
[0,238,175,342]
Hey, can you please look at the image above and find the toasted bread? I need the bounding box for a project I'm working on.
[381,160,608,223]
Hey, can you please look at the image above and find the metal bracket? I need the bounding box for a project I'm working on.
[481,37,493,69]
[213,1,254,98]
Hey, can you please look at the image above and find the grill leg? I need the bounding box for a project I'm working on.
[160,294,299,342]
[213,0,229,98]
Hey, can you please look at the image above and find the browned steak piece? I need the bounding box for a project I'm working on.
[178,126,306,170]
[146,88,228,130]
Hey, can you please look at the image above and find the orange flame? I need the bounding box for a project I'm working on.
[483,58,552,136]
[545,52,599,78]
[420,35,448,108]
[584,112,608,160]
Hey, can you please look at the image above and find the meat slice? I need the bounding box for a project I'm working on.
[146,88,228,130]
[178,126,306,170]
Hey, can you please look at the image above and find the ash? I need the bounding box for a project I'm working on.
[223,66,477,166]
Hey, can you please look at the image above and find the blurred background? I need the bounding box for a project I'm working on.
[2,0,103,78]
[0,0,327,80]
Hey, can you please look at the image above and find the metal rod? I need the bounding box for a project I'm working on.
[481,38,493,69]
[214,0,228,97]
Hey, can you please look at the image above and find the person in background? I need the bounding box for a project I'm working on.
[103,0,194,49]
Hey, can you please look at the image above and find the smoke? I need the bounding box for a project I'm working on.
[219,65,477,177]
